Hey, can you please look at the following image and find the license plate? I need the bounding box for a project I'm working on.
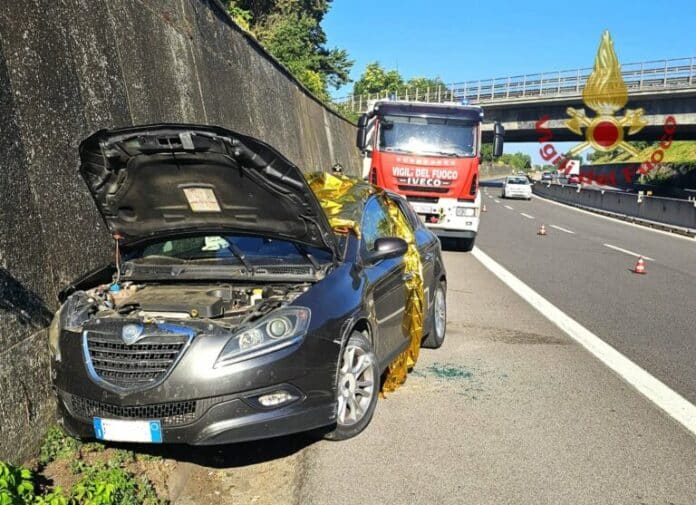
[411,202,438,214]
[93,418,163,443]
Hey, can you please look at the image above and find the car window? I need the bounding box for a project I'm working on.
[134,235,333,263]
[361,197,394,251]
[507,176,529,185]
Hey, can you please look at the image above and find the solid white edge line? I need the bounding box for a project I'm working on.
[550,224,575,234]
[603,243,655,261]
[520,213,535,219]
[533,192,696,243]
[504,205,514,210]
[471,246,696,436]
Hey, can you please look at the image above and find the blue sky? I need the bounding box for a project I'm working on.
[323,0,696,163]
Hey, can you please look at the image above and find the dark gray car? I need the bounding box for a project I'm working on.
[50,124,447,444]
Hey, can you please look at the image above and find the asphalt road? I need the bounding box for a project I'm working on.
[299,249,696,505]
[477,186,696,403]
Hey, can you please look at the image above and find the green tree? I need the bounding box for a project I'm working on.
[405,76,446,92]
[353,62,404,96]
[226,1,352,102]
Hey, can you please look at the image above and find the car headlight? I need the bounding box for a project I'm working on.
[215,307,311,367]
[456,207,476,217]
[48,306,63,362]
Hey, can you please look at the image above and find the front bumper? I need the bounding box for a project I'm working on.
[57,385,335,445]
[53,320,342,445]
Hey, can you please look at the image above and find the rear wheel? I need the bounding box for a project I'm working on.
[422,282,447,349]
[324,331,379,441]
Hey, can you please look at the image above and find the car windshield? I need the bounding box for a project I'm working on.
[378,114,476,157]
[507,177,529,185]
[127,235,333,264]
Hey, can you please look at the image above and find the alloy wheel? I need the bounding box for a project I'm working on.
[337,344,375,426]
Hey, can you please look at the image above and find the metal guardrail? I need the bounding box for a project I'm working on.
[335,57,696,114]
[533,183,696,234]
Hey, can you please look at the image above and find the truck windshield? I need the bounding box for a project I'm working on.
[378,115,476,157]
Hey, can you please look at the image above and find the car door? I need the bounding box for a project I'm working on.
[393,197,440,335]
[360,196,409,363]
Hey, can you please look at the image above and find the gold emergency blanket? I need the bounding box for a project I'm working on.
[307,172,424,393]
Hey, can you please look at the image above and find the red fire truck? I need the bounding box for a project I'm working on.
[356,100,504,251]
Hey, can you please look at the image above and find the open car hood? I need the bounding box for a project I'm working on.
[79,124,339,259]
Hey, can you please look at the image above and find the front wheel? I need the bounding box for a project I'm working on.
[324,331,379,441]
[422,282,447,349]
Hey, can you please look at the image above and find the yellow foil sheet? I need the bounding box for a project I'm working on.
[306,172,425,393]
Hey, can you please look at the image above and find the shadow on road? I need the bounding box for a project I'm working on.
[108,428,331,468]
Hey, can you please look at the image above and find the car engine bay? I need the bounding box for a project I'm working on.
[61,281,312,331]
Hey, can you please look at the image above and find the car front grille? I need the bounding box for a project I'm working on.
[84,330,190,391]
[69,395,197,426]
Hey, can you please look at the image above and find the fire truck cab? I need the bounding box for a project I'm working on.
[356,100,504,251]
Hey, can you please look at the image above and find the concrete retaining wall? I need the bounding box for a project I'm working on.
[0,0,359,463]
[533,184,696,232]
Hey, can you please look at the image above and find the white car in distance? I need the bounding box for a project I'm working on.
[501,175,532,200]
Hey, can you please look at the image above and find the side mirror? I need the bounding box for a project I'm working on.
[493,122,504,157]
[356,113,368,150]
[367,237,408,263]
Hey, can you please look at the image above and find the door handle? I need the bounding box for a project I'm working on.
[402,272,414,281]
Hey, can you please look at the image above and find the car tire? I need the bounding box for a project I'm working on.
[421,282,446,349]
[324,331,379,441]
[454,237,475,252]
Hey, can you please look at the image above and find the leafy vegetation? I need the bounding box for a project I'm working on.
[351,62,445,99]
[38,428,81,466]
[226,1,352,102]
[1,427,167,505]
[480,144,531,170]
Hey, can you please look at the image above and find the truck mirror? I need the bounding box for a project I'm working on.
[356,114,368,150]
[493,122,504,157]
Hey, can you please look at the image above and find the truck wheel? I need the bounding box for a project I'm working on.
[455,237,475,252]
[422,282,446,349]
[324,331,379,441]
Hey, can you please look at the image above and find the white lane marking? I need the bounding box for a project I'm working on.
[534,192,696,243]
[494,199,500,203]
[471,246,696,436]
[520,213,534,219]
[551,224,575,234]
[504,205,514,210]
[603,243,654,261]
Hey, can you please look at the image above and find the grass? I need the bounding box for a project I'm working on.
[0,426,168,505]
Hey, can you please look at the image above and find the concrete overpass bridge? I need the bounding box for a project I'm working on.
[336,57,696,142]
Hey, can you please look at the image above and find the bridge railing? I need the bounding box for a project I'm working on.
[335,57,696,114]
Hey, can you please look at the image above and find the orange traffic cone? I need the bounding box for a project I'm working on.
[537,224,547,236]
[482,204,487,212]
[633,256,647,274]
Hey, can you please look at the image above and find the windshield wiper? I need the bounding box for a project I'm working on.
[226,242,253,272]
[294,243,320,270]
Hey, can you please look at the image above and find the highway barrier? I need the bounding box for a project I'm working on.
[533,184,696,234]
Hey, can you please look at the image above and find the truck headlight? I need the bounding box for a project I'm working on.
[48,306,63,362]
[456,207,475,217]
[215,307,311,367]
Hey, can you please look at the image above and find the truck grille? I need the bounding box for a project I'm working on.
[84,330,190,391]
[69,395,197,426]
[398,185,450,194]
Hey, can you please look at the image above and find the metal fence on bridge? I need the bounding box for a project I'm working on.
[335,57,696,114]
